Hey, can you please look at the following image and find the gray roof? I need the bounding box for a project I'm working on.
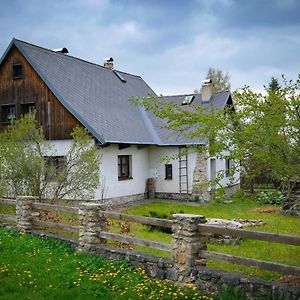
[148,93,231,145]
[1,38,231,146]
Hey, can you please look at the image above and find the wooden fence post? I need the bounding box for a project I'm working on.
[78,203,106,253]
[171,214,207,283]
[16,196,39,234]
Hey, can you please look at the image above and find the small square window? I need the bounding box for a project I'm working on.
[21,103,36,115]
[44,156,66,180]
[1,105,16,123]
[12,64,23,79]
[165,164,173,180]
[118,155,132,180]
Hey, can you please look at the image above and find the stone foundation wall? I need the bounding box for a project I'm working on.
[27,232,300,300]
[99,193,145,208]
[155,192,193,201]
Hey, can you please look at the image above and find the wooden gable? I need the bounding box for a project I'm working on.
[0,45,82,139]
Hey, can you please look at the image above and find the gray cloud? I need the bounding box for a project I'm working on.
[0,0,299,94]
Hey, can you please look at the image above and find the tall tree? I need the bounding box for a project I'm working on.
[268,77,281,93]
[194,67,231,94]
[0,113,100,200]
[205,67,231,92]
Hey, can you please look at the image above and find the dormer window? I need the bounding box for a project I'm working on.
[12,63,23,79]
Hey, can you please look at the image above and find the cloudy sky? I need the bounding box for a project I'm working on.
[1,0,300,95]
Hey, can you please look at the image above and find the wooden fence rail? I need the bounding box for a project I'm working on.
[198,224,300,246]
[99,231,172,252]
[201,251,300,277]
[100,211,173,228]
[0,198,16,205]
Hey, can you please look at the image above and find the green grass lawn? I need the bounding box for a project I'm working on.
[0,227,218,300]
[123,197,300,280]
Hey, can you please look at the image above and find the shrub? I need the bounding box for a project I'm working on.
[256,190,283,205]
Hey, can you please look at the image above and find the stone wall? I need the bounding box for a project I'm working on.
[192,151,210,202]
[98,193,145,208]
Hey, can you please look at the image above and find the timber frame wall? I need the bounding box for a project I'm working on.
[0,46,81,139]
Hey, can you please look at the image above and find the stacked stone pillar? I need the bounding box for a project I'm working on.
[16,196,38,234]
[171,214,207,283]
[78,203,106,253]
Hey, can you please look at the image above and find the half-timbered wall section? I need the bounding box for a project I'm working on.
[0,46,81,139]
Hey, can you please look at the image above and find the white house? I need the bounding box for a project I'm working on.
[0,38,239,205]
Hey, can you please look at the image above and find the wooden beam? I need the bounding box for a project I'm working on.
[202,251,300,276]
[100,211,173,228]
[0,215,16,222]
[32,202,79,214]
[198,224,300,246]
[0,199,16,206]
[33,219,79,233]
[119,144,131,150]
[99,231,171,252]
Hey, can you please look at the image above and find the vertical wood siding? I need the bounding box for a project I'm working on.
[0,46,81,139]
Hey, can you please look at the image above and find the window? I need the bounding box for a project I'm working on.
[118,155,132,180]
[21,103,36,115]
[1,105,16,123]
[225,159,234,177]
[44,156,66,180]
[165,164,173,180]
[12,63,23,79]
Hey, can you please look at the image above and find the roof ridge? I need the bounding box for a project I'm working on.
[163,93,197,97]
[14,38,143,79]
[162,90,230,98]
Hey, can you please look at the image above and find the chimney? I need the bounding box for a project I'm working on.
[201,79,212,102]
[103,57,114,69]
[52,47,69,54]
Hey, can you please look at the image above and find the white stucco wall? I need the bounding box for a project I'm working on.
[207,156,240,191]
[148,146,197,194]
[45,139,74,156]
[48,140,239,200]
[96,144,149,199]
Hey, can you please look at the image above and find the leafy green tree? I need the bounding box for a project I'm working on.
[0,113,100,200]
[133,75,300,197]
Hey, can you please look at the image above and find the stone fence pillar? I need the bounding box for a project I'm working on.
[171,214,207,283]
[78,203,106,253]
[16,196,39,234]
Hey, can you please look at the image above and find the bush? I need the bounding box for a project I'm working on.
[256,190,283,205]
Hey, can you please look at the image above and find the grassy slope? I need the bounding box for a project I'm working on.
[124,198,300,280]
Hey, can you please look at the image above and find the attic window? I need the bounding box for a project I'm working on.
[182,95,195,105]
[12,63,23,79]
[113,70,126,83]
